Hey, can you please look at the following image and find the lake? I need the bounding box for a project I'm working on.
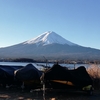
[0,61,99,70]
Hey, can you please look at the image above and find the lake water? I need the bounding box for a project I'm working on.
[0,61,99,70]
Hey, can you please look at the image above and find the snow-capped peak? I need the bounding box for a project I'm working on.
[24,31,77,46]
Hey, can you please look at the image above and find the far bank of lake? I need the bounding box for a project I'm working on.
[0,62,100,70]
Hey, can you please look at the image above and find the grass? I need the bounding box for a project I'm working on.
[87,64,100,90]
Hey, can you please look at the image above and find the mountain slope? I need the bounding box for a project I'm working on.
[0,31,100,60]
[23,31,77,46]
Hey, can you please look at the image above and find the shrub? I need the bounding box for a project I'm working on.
[87,64,100,90]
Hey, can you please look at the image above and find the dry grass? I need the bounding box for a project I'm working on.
[87,64,100,90]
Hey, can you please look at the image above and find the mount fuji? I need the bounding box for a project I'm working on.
[23,31,77,46]
[0,31,100,60]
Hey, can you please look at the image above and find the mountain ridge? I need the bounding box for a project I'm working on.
[0,31,100,60]
[23,31,77,46]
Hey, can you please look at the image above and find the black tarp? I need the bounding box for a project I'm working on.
[15,64,42,80]
[41,64,93,89]
[0,65,24,85]
[0,65,24,76]
[14,64,42,89]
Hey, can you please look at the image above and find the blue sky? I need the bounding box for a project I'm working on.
[0,0,100,49]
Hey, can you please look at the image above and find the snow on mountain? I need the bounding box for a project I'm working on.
[23,31,77,46]
[0,31,100,60]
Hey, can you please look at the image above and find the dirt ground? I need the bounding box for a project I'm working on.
[0,87,100,100]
